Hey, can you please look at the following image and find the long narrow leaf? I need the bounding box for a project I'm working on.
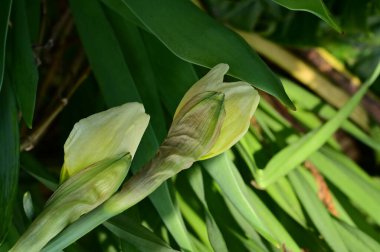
[9,0,38,127]
[0,0,12,91]
[258,61,380,187]
[203,153,290,249]
[310,149,380,225]
[0,80,19,240]
[288,169,348,252]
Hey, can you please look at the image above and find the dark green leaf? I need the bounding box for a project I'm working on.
[0,0,12,92]
[103,0,294,109]
[270,0,341,32]
[105,215,177,252]
[0,79,19,241]
[9,0,38,128]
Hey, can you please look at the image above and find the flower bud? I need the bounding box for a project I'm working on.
[174,64,260,160]
[60,102,150,182]
[11,154,131,252]
[11,102,150,251]
[163,91,226,161]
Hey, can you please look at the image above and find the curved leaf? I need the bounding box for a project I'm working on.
[271,0,341,32]
[105,0,294,109]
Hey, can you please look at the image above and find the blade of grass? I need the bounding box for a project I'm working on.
[309,149,380,225]
[288,168,348,252]
[284,78,380,151]
[203,153,294,249]
[333,219,380,252]
[236,31,368,128]
[257,61,380,188]
[187,166,229,252]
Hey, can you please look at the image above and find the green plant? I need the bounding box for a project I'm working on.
[1,0,380,251]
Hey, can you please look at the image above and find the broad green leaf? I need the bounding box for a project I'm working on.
[288,169,348,252]
[257,62,380,187]
[9,0,38,128]
[49,0,193,250]
[334,219,380,252]
[0,80,19,241]
[203,153,282,248]
[103,0,294,109]
[310,149,380,225]
[0,0,12,91]
[270,0,341,32]
[104,215,177,252]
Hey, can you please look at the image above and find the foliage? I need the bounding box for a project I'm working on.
[1,0,380,251]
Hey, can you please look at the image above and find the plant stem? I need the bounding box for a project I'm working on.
[43,150,194,251]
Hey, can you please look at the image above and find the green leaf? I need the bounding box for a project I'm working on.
[58,0,193,250]
[0,0,12,92]
[283,78,380,151]
[0,79,19,241]
[105,12,167,141]
[202,153,281,248]
[141,31,198,115]
[187,166,229,252]
[334,219,380,252]
[104,215,177,252]
[310,149,380,225]
[257,61,380,187]
[103,0,294,109]
[20,153,58,191]
[288,169,348,252]
[244,185,301,251]
[266,177,307,227]
[270,0,341,32]
[9,0,38,128]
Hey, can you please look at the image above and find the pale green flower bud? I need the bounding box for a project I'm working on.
[61,102,150,182]
[175,63,260,160]
[105,91,225,214]
[164,91,226,160]
[11,103,150,252]
[11,155,131,252]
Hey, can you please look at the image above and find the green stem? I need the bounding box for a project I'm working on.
[43,151,194,251]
